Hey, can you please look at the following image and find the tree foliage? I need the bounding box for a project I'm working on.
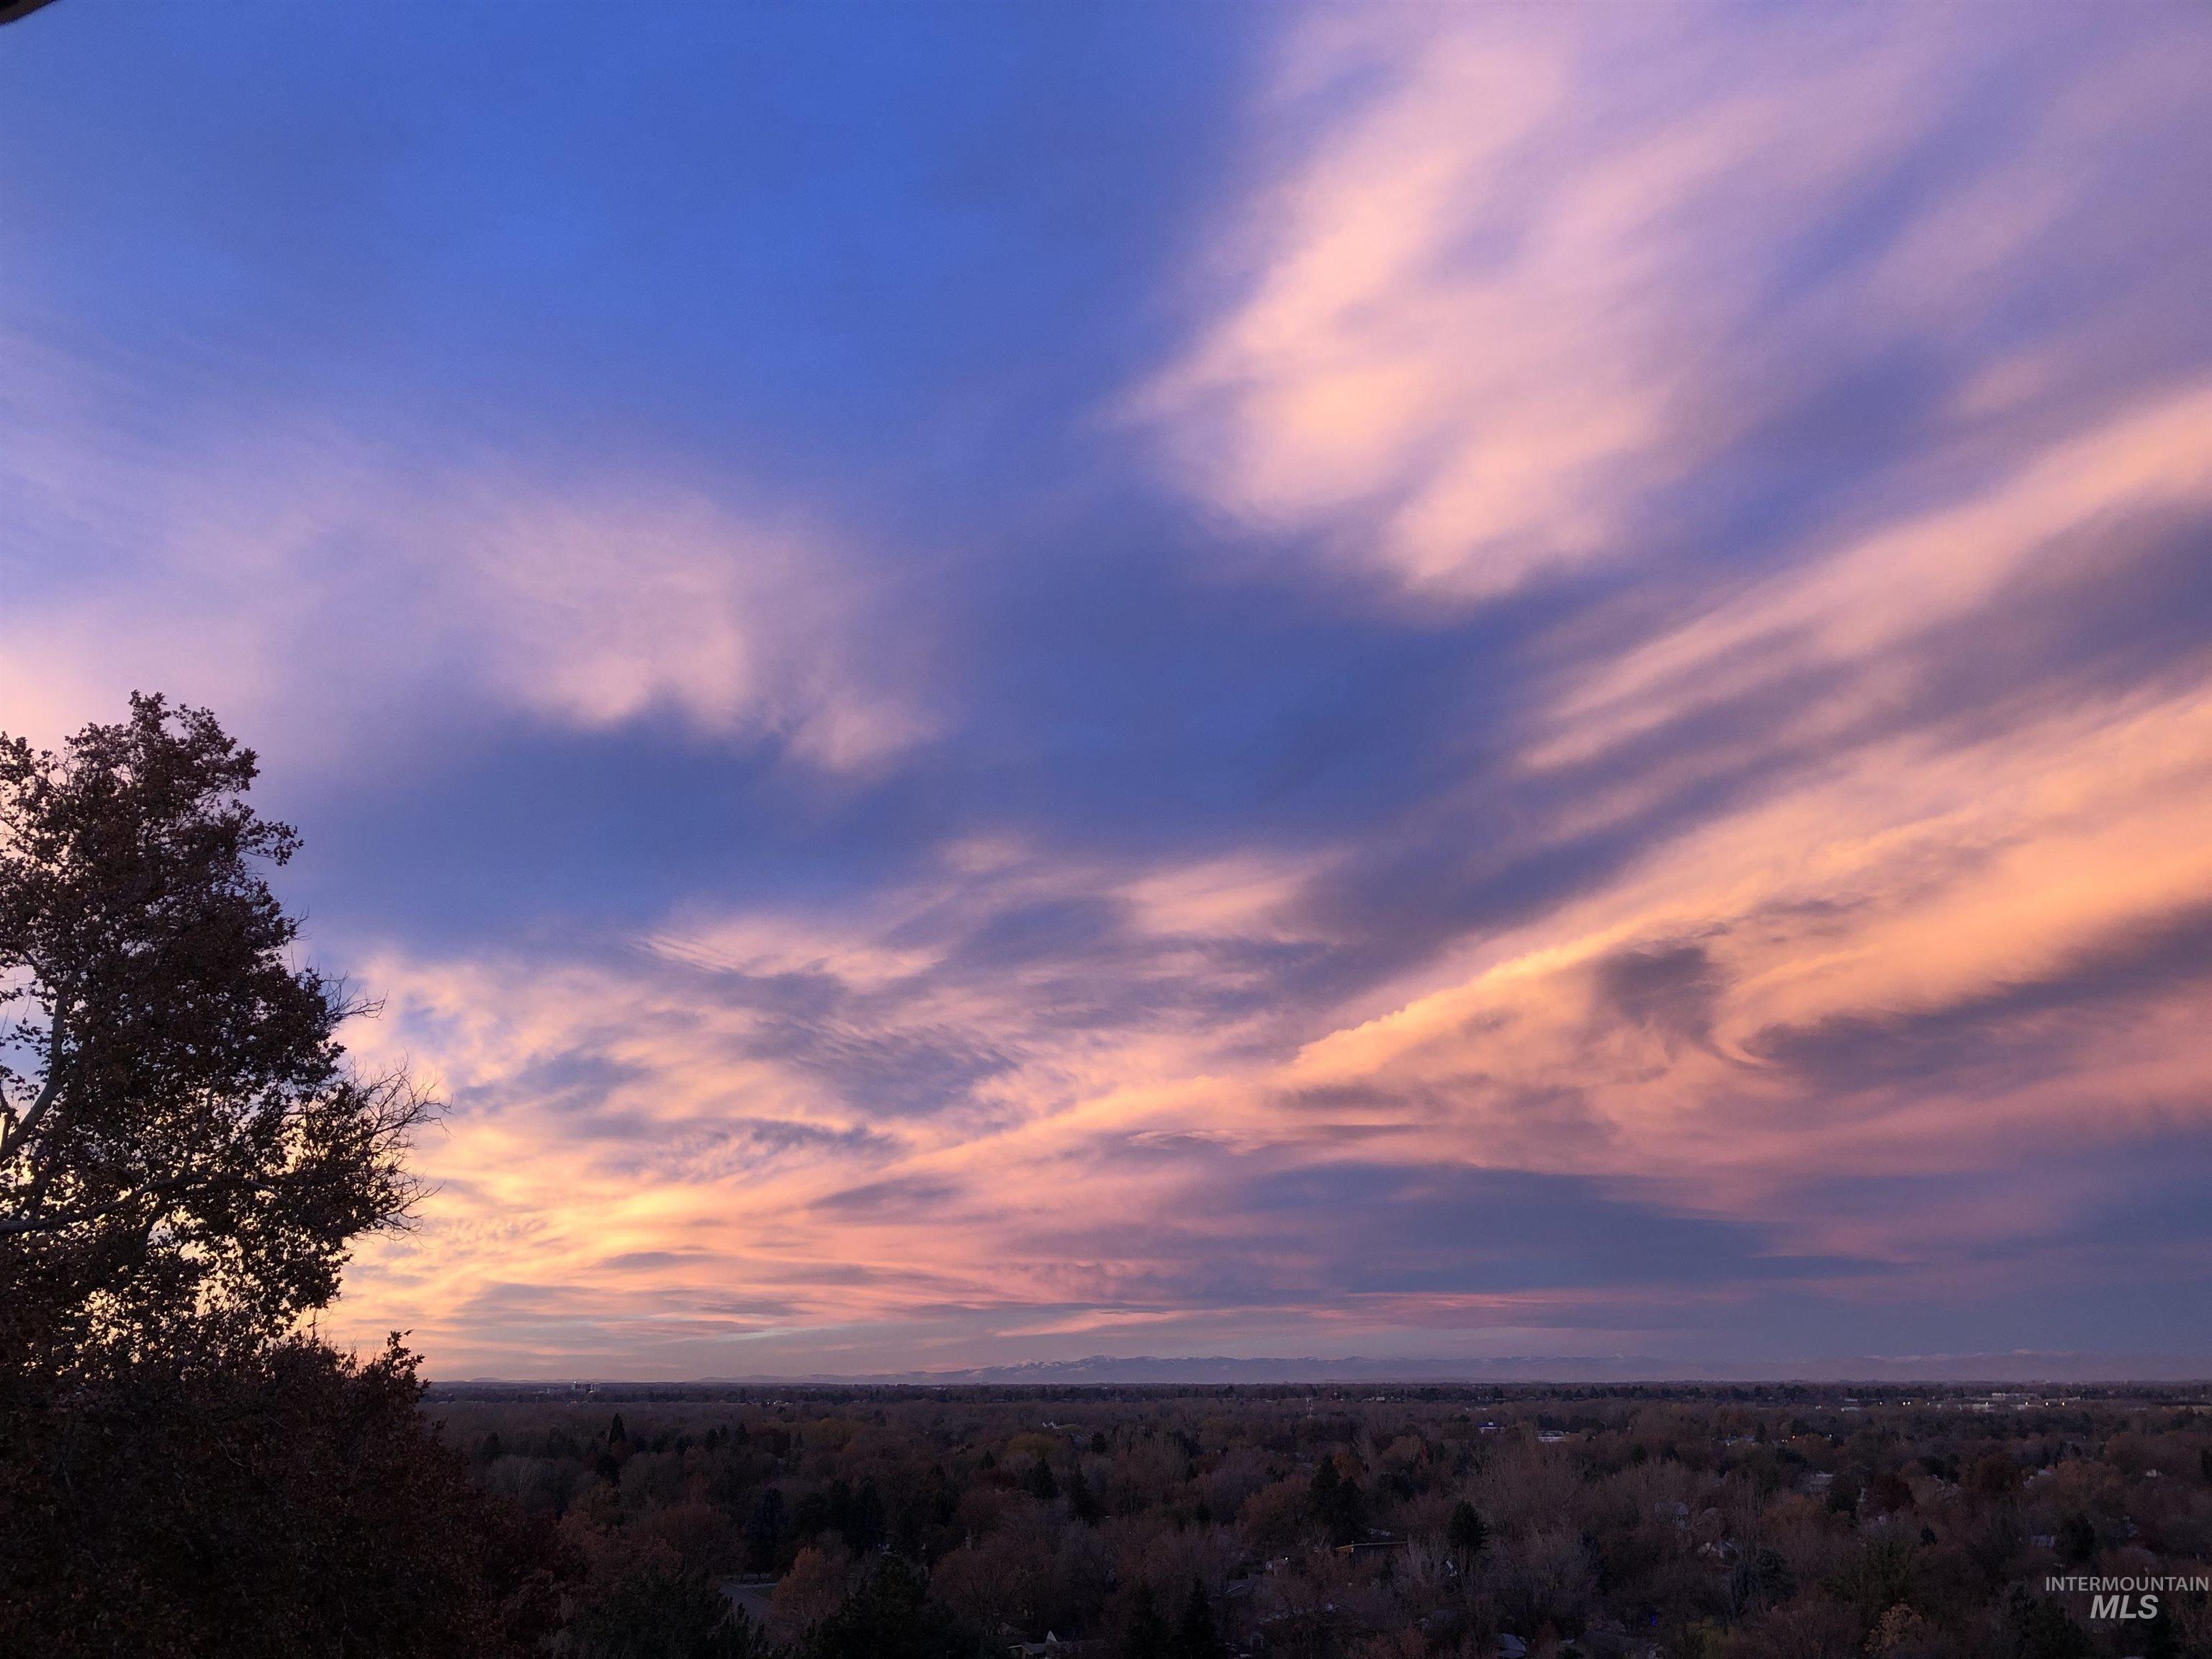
[799,1556,985,1659]
[0,694,428,1371]
[1172,1578,1227,1659]
[0,1333,564,1657]
[1448,1497,1491,1562]
[0,697,549,1655]
[570,1555,767,1659]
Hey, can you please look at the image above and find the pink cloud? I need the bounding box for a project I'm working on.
[0,329,930,772]
[1134,7,2209,606]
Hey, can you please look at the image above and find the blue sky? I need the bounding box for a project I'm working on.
[5,1,2212,1377]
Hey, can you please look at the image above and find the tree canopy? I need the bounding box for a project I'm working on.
[0,693,427,1371]
[0,696,542,1658]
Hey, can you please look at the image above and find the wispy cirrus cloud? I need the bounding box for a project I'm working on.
[9,3,2212,1375]
[333,639,2212,1369]
[0,330,930,772]
[1136,6,2212,606]
[327,839,1346,1369]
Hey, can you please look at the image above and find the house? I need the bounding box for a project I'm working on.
[1334,1537,1407,1558]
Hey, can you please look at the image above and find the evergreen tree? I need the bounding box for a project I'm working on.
[745,1488,788,1573]
[1118,1583,1172,1659]
[1448,1500,1490,1563]
[2057,1513,2096,1564]
[1067,1462,1105,1524]
[801,1557,982,1659]
[1171,1579,1226,1659]
[2139,1599,2181,1659]
[1023,1455,1059,1502]
[571,1560,762,1659]
[2007,1591,2095,1659]
[843,1478,888,1554]
[1309,1458,1365,1545]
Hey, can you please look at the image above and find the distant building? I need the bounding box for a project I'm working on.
[1334,1537,1406,1558]
[1009,1636,1097,1658]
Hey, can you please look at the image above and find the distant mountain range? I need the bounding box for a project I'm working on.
[433,1350,2212,1389]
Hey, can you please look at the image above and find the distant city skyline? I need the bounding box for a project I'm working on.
[5,3,2211,1379]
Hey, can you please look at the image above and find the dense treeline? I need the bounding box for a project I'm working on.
[1,1336,563,1655]
[427,1385,2212,1659]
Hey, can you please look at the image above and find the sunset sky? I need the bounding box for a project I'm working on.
[5,3,2211,1379]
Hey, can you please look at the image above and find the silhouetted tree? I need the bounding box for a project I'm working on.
[1730,1547,1795,1617]
[2141,1599,2183,1659]
[1023,1454,1060,1502]
[801,1556,983,1659]
[0,698,558,1655]
[2006,1591,2095,1659]
[1448,1499,1490,1563]
[571,1556,763,1659]
[1310,1457,1365,1545]
[842,1478,887,1554]
[2057,1512,2097,1564]
[0,695,429,1372]
[1067,1462,1104,1523]
[1172,1578,1226,1659]
[0,1334,565,1657]
[1118,1582,1172,1659]
[746,1488,790,1572]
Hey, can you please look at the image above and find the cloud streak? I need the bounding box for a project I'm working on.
[6,2,2210,1374]
[1,330,931,773]
[1138,6,2212,606]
